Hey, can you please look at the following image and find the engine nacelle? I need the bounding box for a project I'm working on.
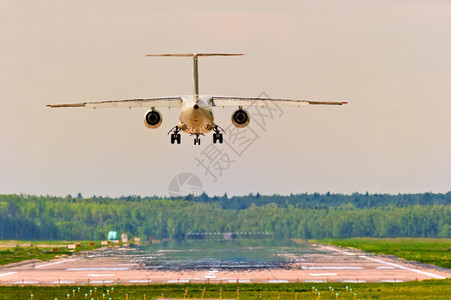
[144,109,162,129]
[231,109,250,128]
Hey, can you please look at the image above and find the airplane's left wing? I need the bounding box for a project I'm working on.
[47,96,184,108]
[211,96,347,107]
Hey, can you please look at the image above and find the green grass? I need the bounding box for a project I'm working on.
[0,280,450,299]
[315,238,451,269]
[0,241,102,266]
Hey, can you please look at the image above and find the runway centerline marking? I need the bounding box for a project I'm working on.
[0,272,17,277]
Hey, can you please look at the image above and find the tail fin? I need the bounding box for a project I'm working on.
[146,53,245,101]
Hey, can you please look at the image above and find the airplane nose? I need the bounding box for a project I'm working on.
[194,104,199,109]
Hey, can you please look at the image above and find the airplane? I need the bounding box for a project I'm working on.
[47,53,347,145]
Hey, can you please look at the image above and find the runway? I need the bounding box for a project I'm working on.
[0,243,448,286]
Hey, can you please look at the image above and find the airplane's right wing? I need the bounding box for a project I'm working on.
[47,96,184,109]
[211,96,347,107]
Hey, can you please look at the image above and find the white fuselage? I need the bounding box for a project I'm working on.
[178,95,215,134]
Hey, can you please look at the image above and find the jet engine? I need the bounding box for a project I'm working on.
[144,109,162,129]
[231,108,250,128]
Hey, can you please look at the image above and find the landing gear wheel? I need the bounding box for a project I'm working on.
[213,125,225,144]
[194,137,201,145]
[168,126,182,145]
[213,133,223,144]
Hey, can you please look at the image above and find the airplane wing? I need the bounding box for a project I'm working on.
[211,96,347,107]
[47,96,183,108]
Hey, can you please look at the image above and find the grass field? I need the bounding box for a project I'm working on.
[0,241,101,266]
[315,238,451,269]
[0,280,450,299]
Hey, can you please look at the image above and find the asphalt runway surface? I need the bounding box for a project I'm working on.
[0,243,448,286]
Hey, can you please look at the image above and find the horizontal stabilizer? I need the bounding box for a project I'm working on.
[146,53,245,57]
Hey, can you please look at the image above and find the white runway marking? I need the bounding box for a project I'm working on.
[343,280,366,283]
[310,273,337,276]
[307,280,326,283]
[0,272,17,277]
[128,280,151,283]
[381,279,404,283]
[324,245,446,280]
[14,281,39,284]
[304,266,363,270]
[205,268,218,279]
[228,279,250,283]
[361,256,446,279]
[90,280,113,284]
[35,258,79,268]
[376,266,395,269]
[88,274,115,277]
[51,280,75,284]
[268,280,289,283]
[67,267,129,271]
[167,279,190,283]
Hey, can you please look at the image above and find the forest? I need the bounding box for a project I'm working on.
[0,192,450,241]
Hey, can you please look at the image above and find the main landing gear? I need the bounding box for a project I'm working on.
[168,126,181,144]
[168,125,224,145]
[213,125,224,144]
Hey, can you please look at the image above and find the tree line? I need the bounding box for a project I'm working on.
[0,193,449,241]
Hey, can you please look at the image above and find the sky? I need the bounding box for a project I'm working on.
[1,0,450,197]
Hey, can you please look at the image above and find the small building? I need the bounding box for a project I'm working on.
[121,233,128,243]
[108,231,118,241]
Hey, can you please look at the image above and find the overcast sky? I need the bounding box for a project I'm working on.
[1,0,450,197]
